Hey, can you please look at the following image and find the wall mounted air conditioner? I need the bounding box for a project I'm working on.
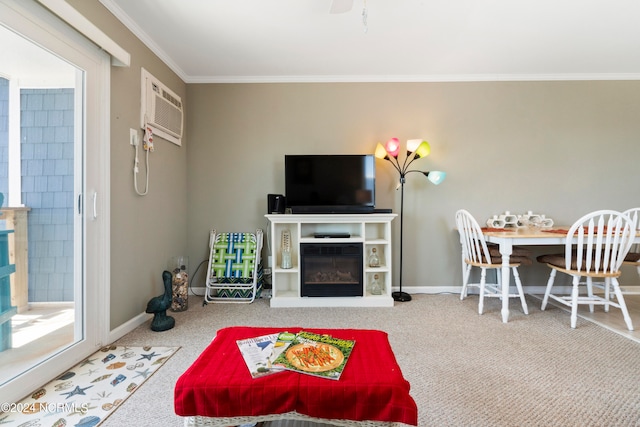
[141,68,183,146]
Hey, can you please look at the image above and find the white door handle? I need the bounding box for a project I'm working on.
[92,192,97,220]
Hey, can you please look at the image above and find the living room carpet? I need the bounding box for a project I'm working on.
[1,345,179,426]
[100,294,640,427]
[7,295,637,426]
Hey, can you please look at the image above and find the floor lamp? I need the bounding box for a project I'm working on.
[375,138,446,302]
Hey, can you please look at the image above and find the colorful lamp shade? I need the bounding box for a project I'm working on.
[424,170,446,185]
[384,138,401,158]
[406,139,422,152]
[413,141,431,159]
[375,143,390,160]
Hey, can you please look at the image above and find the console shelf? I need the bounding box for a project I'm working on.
[265,213,396,307]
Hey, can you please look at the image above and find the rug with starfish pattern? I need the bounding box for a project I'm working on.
[0,345,179,426]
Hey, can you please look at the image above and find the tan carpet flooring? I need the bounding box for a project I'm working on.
[103,294,640,427]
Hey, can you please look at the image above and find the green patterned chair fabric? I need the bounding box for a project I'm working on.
[204,230,263,303]
[211,232,257,279]
[214,266,263,299]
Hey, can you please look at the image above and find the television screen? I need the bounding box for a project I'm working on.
[285,154,375,214]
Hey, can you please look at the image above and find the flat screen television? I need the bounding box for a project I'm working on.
[284,154,376,214]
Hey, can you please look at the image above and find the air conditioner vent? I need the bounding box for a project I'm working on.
[160,86,182,109]
[141,69,183,146]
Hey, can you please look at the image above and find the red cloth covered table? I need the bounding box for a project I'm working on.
[174,326,418,426]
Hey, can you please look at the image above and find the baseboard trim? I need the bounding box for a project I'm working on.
[193,285,570,296]
[108,311,152,344]
[393,285,565,295]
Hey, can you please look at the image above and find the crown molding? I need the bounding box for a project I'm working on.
[183,73,640,84]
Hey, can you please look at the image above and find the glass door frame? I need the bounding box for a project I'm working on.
[0,0,110,403]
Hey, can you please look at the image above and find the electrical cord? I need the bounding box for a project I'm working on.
[134,126,153,196]
[133,146,149,195]
[188,258,208,297]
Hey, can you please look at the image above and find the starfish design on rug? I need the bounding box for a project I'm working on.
[79,357,97,367]
[60,385,93,399]
[134,368,151,379]
[93,391,112,400]
[137,351,158,361]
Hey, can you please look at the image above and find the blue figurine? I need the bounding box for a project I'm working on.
[146,270,175,331]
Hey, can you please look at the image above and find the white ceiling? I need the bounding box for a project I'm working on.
[99,0,640,84]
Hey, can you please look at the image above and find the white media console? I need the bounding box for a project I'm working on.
[265,213,396,307]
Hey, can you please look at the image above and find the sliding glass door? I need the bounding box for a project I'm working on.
[0,0,109,403]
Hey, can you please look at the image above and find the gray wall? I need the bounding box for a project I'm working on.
[185,82,640,291]
[68,0,188,330]
[69,2,640,331]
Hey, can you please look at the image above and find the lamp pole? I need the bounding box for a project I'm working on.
[394,174,411,301]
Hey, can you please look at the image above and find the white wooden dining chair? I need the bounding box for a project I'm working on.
[538,210,635,330]
[619,207,640,295]
[455,209,530,316]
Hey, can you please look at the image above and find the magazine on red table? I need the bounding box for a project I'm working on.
[236,332,296,378]
[272,330,355,380]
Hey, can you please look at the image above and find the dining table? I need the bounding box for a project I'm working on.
[482,226,640,323]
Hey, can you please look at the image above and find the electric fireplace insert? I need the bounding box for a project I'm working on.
[300,243,363,297]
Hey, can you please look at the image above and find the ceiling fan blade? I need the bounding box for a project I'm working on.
[329,0,354,14]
